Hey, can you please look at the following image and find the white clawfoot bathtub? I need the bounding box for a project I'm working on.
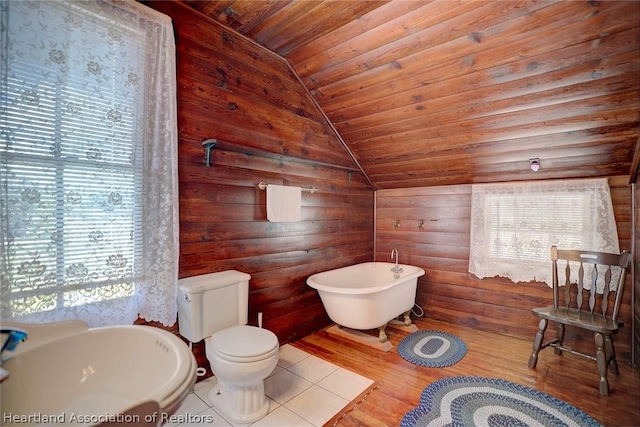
[307,262,425,343]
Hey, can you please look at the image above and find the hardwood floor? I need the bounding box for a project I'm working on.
[291,317,640,427]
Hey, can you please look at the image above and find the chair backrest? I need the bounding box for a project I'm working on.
[550,246,631,322]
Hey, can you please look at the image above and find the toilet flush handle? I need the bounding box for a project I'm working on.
[183,293,191,302]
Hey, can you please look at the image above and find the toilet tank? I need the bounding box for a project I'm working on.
[177,270,250,343]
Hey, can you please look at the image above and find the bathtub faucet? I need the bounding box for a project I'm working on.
[390,248,403,278]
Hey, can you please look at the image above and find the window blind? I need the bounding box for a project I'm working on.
[1,0,144,317]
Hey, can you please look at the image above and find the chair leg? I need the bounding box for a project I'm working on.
[528,318,548,368]
[595,332,610,396]
[604,334,619,375]
[554,323,565,355]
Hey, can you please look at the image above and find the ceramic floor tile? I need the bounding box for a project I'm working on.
[174,407,231,427]
[287,354,339,384]
[192,376,216,403]
[264,369,313,405]
[284,385,349,427]
[250,406,314,427]
[215,396,282,427]
[165,393,210,427]
[179,345,373,426]
[317,367,375,401]
[277,344,310,368]
[267,363,284,378]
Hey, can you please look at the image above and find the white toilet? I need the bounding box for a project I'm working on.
[177,270,279,423]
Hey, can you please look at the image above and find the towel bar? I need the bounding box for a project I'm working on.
[257,181,317,194]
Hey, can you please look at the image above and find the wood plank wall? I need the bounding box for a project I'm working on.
[376,175,634,362]
[145,2,374,367]
[144,1,637,376]
[634,179,640,367]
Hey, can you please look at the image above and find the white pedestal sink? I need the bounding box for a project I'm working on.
[0,323,197,426]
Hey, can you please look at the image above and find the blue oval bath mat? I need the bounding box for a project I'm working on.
[397,330,467,367]
[400,376,601,427]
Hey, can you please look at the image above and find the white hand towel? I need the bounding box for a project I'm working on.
[267,184,301,222]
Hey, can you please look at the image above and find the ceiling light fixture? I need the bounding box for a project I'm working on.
[529,158,540,172]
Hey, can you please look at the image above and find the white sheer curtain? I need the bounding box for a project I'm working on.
[0,0,179,326]
[468,178,620,289]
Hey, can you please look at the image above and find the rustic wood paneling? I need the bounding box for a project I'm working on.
[146,2,375,369]
[375,175,634,362]
[142,0,639,379]
[183,0,640,190]
[634,180,640,368]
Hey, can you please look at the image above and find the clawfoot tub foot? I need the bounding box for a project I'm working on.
[378,324,388,343]
[403,310,412,326]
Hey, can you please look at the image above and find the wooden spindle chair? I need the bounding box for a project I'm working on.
[527,245,631,395]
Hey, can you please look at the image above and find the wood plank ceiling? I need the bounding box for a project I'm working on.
[182,0,640,189]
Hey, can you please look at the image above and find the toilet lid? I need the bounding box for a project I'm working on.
[211,325,278,360]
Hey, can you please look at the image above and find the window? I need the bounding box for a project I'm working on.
[1,0,179,327]
[468,178,620,287]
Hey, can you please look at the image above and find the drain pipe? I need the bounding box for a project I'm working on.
[187,341,207,377]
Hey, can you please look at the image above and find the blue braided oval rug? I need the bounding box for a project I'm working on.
[397,330,467,368]
[401,376,602,427]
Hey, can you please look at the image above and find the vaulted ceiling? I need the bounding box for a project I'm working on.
[182,0,640,189]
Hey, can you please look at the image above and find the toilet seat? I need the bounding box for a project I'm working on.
[209,325,278,363]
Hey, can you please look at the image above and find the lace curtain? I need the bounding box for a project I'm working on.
[468,178,620,289]
[0,0,179,326]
